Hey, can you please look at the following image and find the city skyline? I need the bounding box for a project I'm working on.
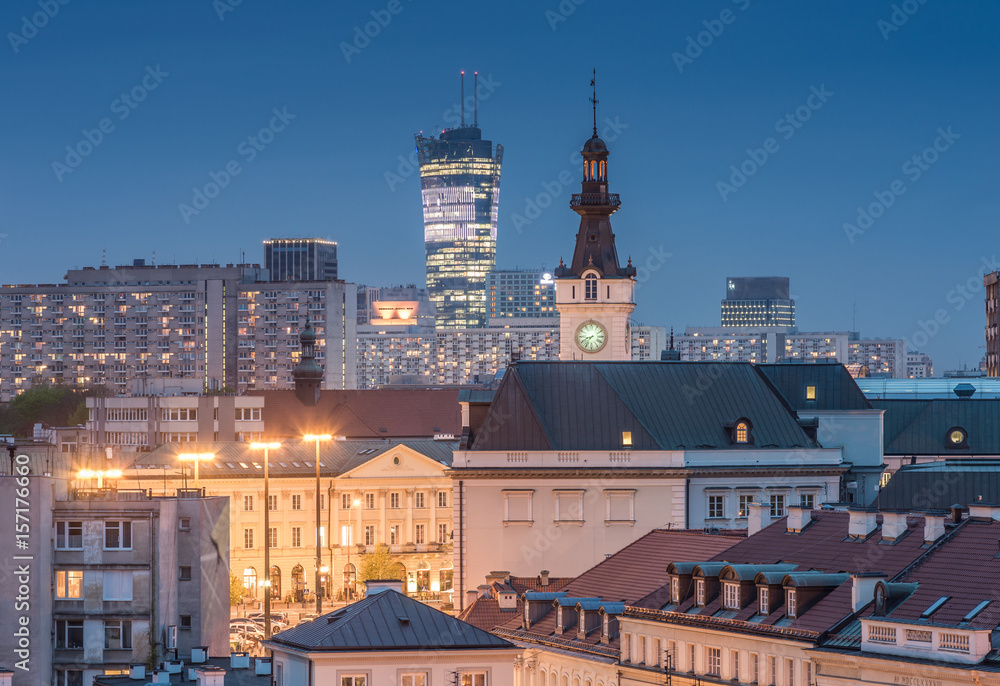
[2,2,998,374]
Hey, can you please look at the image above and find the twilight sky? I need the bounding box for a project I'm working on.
[2,1,998,374]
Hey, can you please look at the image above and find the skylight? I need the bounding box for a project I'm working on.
[962,600,991,622]
[920,596,950,619]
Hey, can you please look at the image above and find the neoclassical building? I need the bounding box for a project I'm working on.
[119,439,457,606]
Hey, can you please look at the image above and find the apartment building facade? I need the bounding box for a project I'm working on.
[0,262,357,401]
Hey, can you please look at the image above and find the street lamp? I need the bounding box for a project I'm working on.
[346,498,360,601]
[77,468,123,489]
[250,441,281,639]
[303,433,332,614]
[177,452,214,487]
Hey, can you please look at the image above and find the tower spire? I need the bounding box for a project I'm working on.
[589,68,598,136]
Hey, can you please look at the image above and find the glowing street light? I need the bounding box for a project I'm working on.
[177,453,214,486]
[249,441,281,639]
[77,469,122,489]
[303,434,332,614]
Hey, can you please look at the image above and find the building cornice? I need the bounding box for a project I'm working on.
[624,605,820,641]
[491,626,619,659]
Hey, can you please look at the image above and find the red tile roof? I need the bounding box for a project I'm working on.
[870,518,1000,630]
[251,389,462,439]
[497,529,743,645]
[458,576,573,632]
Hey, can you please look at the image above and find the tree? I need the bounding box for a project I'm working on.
[0,383,101,436]
[357,543,403,582]
[231,572,247,606]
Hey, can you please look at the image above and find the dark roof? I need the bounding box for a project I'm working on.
[269,588,515,651]
[94,658,268,685]
[457,389,496,404]
[250,389,462,440]
[757,363,871,412]
[872,398,1000,455]
[876,460,1000,510]
[124,439,454,479]
[471,361,818,451]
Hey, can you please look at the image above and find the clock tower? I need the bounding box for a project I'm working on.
[554,76,636,360]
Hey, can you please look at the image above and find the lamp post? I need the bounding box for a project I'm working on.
[250,442,281,640]
[304,434,332,615]
[177,452,214,488]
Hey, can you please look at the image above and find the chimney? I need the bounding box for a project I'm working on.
[950,503,965,523]
[920,511,947,544]
[486,570,510,585]
[477,584,490,598]
[497,589,517,610]
[365,579,404,594]
[129,664,146,681]
[465,589,479,609]
[540,570,550,587]
[848,506,877,539]
[968,502,1000,521]
[851,573,886,611]
[195,667,227,686]
[881,511,909,542]
[748,502,768,536]
[786,505,813,533]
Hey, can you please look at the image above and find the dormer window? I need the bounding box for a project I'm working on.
[585,276,598,301]
[722,582,740,610]
[786,589,797,618]
[758,586,769,614]
[735,422,749,443]
[946,427,968,448]
[695,579,705,606]
[670,577,679,604]
[805,385,816,401]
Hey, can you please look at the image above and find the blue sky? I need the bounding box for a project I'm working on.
[1,1,998,374]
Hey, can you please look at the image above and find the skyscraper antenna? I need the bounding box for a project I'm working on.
[460,71,466,127]
[589,68,598,136]
[474,71,479,127]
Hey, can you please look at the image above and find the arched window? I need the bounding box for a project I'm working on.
[735,422,749,443]
[269,565,281,599]
[243,567,257,596]
[585,276,598,301]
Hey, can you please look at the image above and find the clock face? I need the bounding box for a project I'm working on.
[576,321,607,353]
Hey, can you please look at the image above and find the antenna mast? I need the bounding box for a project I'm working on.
[460,71,465,127]
[474,71,479,126]
[590,68,598,136]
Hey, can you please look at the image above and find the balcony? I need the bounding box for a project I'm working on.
[570,192,620,207]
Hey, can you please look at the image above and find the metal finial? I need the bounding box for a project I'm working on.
[589,69,599,136]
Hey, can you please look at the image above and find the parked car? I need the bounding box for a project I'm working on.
[246,612,288,633]
[229,618,265,639]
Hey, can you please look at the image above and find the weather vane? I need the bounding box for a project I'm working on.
[590,68,599,136]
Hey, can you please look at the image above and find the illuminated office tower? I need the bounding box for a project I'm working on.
[416,74,503,329]
[721,276,795,328]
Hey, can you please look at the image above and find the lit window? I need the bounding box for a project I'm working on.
[621,431,632,447]
[56,570,83,599]
[805,385,816,400]
[735,422,749,444]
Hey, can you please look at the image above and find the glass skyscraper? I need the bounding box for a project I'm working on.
[415,126,502,329]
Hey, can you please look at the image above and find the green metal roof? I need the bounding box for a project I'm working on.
[876,460,1000,509]
[757,363,872,412]
[872,399,1000,455]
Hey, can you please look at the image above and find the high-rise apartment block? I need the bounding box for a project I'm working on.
[906,351,934,378]
[416,122,503,330]
[0,261,357,400]
[486,269,557,320]
[986,271,999,376]
[721,276,795,328]
[263,238,338,281]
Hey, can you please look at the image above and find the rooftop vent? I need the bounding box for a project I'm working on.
[953,383,976,399]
